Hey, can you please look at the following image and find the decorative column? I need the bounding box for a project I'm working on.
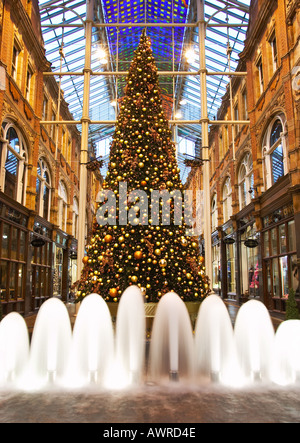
[197,0,212,285]
[77,0,94,284]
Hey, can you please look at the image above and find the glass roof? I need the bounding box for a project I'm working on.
[39,0,250,181]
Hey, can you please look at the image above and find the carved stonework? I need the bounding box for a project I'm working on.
[286,0,299,22]
[254,88,286,146]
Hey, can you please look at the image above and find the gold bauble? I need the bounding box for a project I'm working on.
[109,288,118,298]
[82,256,89,265]
[199,256,205,263]
[138,162,144,168]
[181,237,188,247]
[154,249,161,256]
[159,259,167,268]
[118,236,125,243]
[134,251,143,260]
[104,234,113,243]
[131,276,138,283]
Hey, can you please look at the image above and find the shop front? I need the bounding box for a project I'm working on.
[237,211,261,303]
[53,230,71,302]
[0,193,30,315]
[211,231,221,295]
[221,222,236,300]
[261,203,298,312]
[30,217,53,311]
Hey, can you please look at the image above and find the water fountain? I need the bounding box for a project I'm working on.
[148,291,194,382]
[194,294,238,384]
[271,320,300,386]
[234,299,275,383]
[115,285,146,386]
[0,288,299,392]
[67,293,114,388]
[28,297,72,389]
[0,312,30,388]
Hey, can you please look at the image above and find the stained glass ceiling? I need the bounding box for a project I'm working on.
[38,0,250,179]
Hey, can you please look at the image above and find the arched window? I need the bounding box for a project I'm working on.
[58,181,68,232]
[211,193,218,232]
[36,158,51,220]
[73,197,79,239]
[223,177,232,223]
[238,153,254,210]
[1,121,28,205]
[262,115,288,189]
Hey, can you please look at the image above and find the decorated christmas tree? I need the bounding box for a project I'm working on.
[76,30,209,303]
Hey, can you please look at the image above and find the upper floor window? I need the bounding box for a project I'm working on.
[73,197,79,239]
[25,66,33,102]
[58,181,68,232]
[242,89,248,120]
[256,56,264,95]
[238,153,254,210]
[211,193,218,232]
[222,177,232,223]
[0,121,28,205]
[269,31,278,72]
[35,158,51,221]
[262,116,288,190]
[42,96,48,121]
[11,46,19,81]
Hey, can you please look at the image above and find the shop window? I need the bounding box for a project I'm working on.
[1,121,28,205]
[212,242,221,292]
[262,116,288,190]
[222,177,232,223]
[0,220,27,303]
[31,237,52,308]
[262,218,298,311]
[238,153,254,210]
[58,181,68,232]
[226,243,236,295]
[35,158,52,221]
[240,223,259,299]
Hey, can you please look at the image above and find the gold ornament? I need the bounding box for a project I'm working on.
[181,237,188,247]
[104,234,113,243]
[134,251,143,260]
[109,288,118,297]
[159,259,167,268]
[82,256,89,265]
[131,276,138,283]
[154,249,161,256]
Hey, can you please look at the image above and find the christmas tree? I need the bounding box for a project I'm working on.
[76,30,209,303]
